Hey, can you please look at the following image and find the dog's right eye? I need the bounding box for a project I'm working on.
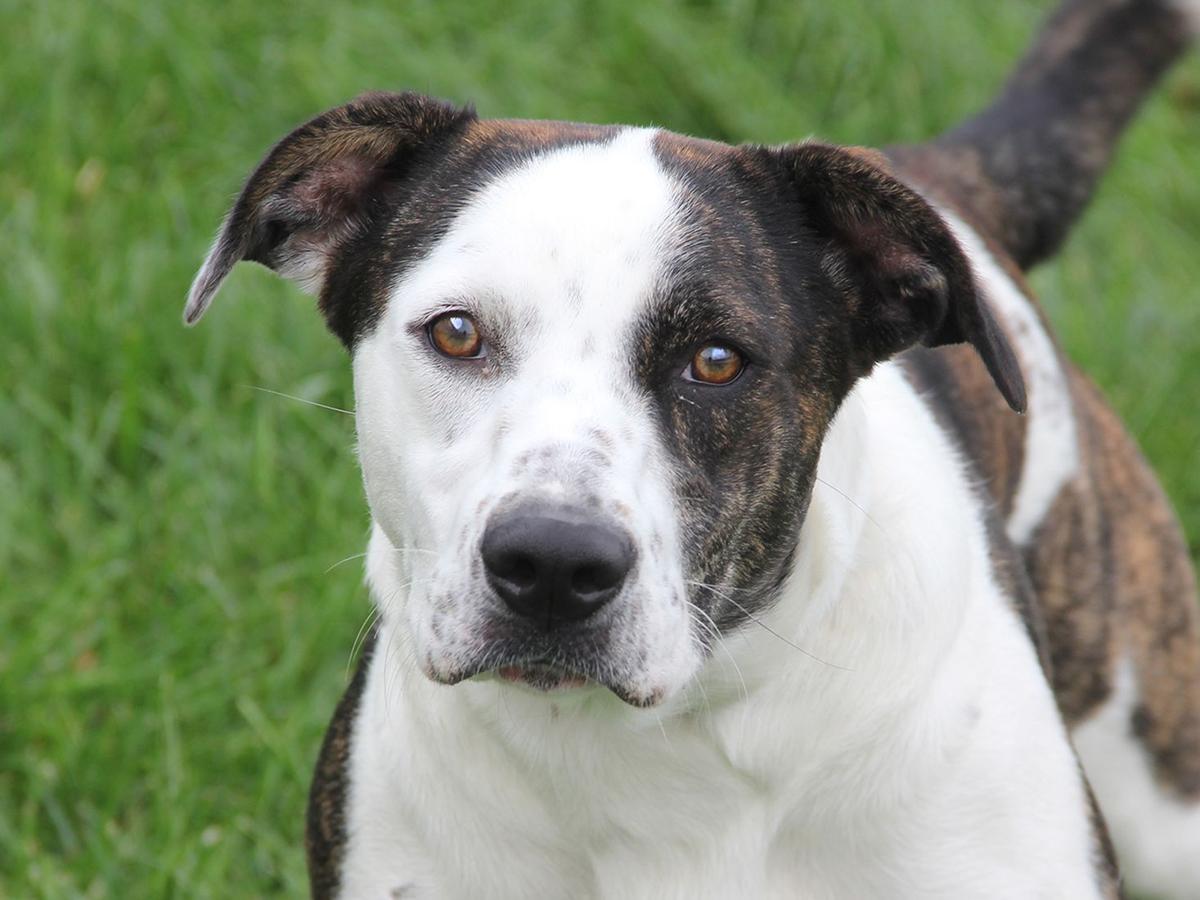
[428,312,485,359]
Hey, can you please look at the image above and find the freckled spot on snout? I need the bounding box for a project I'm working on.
[390,883,415,898]
[580,335,597,357]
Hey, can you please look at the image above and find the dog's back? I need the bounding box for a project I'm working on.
[892,1,1200,893]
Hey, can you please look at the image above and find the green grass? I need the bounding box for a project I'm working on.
[1,0,1197,895]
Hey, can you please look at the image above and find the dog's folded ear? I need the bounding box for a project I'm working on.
[184,91,474,327]
[767,141,1027,413]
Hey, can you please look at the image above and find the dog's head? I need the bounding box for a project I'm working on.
[188,92,1023,707]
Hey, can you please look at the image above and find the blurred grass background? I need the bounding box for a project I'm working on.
[1,0,1196,895]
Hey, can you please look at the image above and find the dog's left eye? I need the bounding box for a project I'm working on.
[428,312,485,359]
[683,343,746,385]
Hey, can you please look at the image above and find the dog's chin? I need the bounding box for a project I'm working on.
[424,655,667,708]
[494,663,590,692]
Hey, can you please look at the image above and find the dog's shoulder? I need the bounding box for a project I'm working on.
[306,627,376,900]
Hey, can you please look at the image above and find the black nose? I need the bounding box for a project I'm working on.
[480,504,635,628]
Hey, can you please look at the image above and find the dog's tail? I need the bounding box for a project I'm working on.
[888,0,1197,270]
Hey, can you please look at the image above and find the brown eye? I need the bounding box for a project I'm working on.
[685,343,745,385]
[428,312,484,359]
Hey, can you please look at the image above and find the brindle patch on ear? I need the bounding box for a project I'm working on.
[188,105,620,348]
[763,141,1027,414]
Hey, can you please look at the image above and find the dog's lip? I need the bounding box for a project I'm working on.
[445,658,662,707]
[493,662,590,691]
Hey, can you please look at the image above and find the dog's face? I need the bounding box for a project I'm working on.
[188,93,1023,706]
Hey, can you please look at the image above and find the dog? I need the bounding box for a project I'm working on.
[186,0,1200,896]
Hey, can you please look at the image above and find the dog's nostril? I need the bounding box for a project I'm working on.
[571,564,617,596]
[480,503,635,628]
[497,554,538,588]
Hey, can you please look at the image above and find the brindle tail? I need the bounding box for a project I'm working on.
[888,0,1197,270]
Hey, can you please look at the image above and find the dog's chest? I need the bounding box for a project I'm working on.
[335,643,889,899]
[332,613,1063,900]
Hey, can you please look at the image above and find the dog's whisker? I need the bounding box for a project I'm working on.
[346,606,381,681]
[248,384,355,416]
[654,712,677,756]
[326,551,369,574]
[371,579,434,721]
[813,476,887,535]
[686,580,853,672]
[686,599,750,705]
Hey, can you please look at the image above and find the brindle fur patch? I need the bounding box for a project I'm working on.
[307,628,377,899]
[1062,372,1200,797]
[645,134,846,629]
[647,131,1027,635]
[887,0,1192,269]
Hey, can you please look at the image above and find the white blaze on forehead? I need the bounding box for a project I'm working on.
[382,127,681,344]
[353,124,688,538]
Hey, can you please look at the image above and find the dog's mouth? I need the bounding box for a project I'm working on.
[436,645,665,708]
[494,662,590,692]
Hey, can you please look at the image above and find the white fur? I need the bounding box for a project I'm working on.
[1074,658,1200,900]
[939,210,1080,546]
[337,134,1105,896]
[342,364,1103,899]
